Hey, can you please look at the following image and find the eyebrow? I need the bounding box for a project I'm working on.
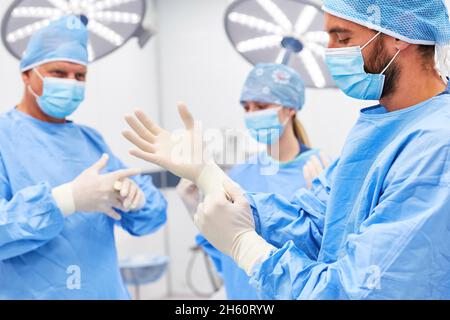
[48,68,86,75]
[327,27,352,34]
[48,68,67,73]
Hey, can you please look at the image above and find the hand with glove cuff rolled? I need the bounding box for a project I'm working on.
[122,103,275,275]
[51,154,142,220]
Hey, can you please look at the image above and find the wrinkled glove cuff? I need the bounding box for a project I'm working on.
[52,183,76,217]
[196,162,229,195]
[231,230,275,276]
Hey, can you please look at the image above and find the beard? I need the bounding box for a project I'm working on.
[364,35,401,99]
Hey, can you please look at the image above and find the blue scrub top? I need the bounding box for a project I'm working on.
[0,108,167,299]
[197,144,319,300]
[247,84,450,299]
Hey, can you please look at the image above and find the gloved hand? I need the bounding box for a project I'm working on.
[194,179,275,275]
[122,103,228,195]
[52,154,142,220]
[303,152,332,189]
[114,178,146,212]
[176,178,201,216]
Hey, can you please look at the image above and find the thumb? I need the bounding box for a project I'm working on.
[177,102,195,130]
[222,179,246,204]
[91,154,109,172]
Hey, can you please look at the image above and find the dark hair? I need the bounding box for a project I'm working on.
[417,45,435,62]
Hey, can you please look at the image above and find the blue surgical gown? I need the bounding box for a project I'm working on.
[0,109,167,299]
[248,85,450,299]
[197,147,319,299]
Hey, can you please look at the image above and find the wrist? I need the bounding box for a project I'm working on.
[52,183,76,217]
[231,230,275,276]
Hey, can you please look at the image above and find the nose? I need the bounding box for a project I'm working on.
[327,38,340,49]
[67,73,78,80]
[245,104,257,112]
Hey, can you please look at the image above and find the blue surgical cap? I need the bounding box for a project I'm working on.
[20,16,89,72]
[240,63,305,111]
[322,0,450,45]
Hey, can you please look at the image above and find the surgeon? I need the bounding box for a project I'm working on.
[178,63,329,299]
[0,16,167,299]
[123,0,450,299]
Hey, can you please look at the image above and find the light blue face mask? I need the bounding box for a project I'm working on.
[325,32,400,101]
[244,108,289,145]
[29,69,86,119]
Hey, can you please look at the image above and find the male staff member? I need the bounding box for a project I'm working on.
[124,0,450,299]
[0,16,167,299]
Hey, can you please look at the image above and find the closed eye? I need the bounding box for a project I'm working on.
[50,70,67,78]
[338,38,350,45]
[256,104,269,110]
[76,73,86,81]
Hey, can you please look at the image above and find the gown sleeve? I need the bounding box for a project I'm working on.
[195,159,336,274]
[247,160,336,260]
[250,134,450,299]
[0,152,65,261]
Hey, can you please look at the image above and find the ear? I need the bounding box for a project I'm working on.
[21,71,31,85]
[393,38,411,52]
[288,108,296,118]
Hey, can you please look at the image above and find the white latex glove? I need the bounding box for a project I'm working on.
[122,103,228,195]
[176,178,201,216]
[194,179,275,275]
[114,178,146,212]
[52,154,141,220]
[303,152,332,189]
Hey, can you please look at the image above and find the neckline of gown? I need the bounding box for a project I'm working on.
[359,82,450,120]
[11,107,75,129]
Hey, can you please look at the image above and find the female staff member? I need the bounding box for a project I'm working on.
[177,63,328,299]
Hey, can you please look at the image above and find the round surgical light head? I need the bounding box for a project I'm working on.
[2,0,153,63]
[225,0,335,88]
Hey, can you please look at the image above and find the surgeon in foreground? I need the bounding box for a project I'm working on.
[0,16,167,299]
[124,0,450,299]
